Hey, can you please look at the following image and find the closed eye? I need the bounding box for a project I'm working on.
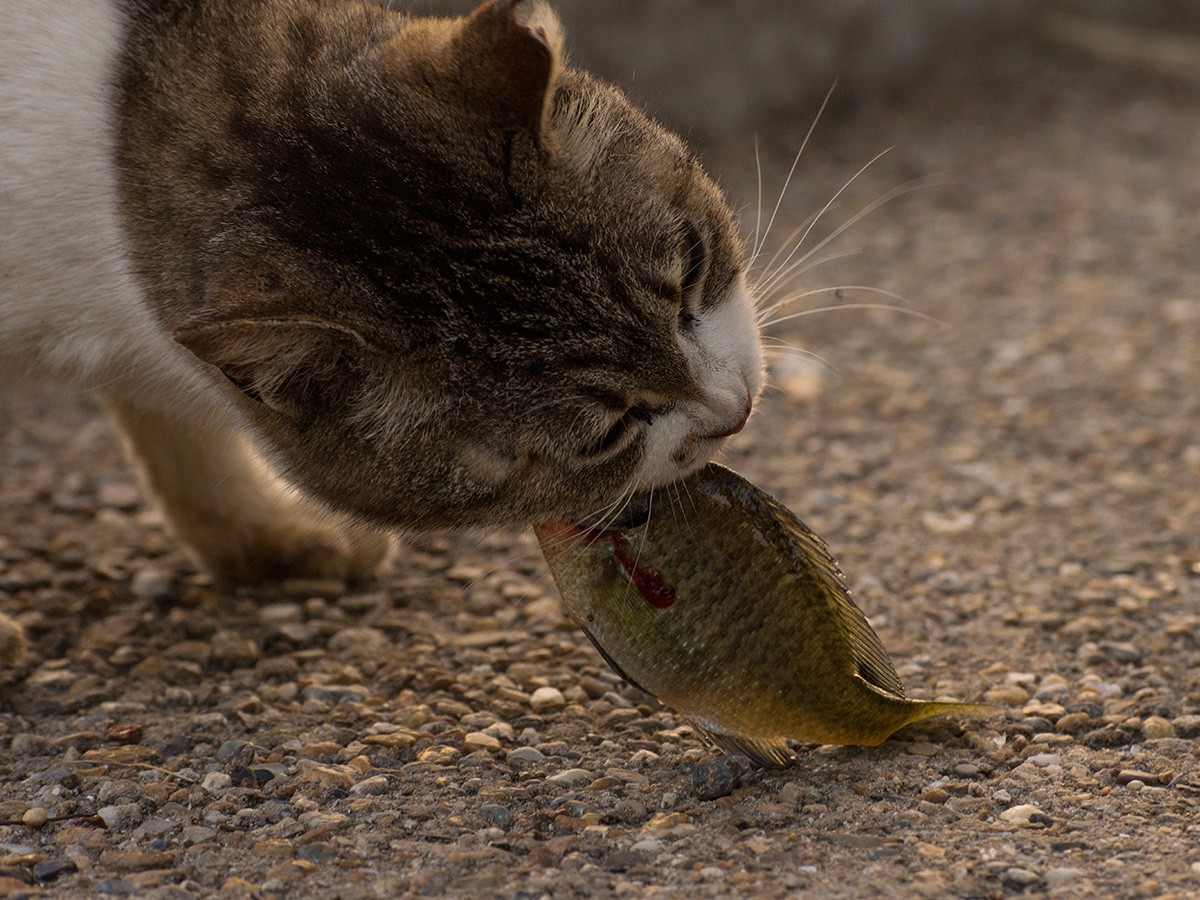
[579,400,664,460]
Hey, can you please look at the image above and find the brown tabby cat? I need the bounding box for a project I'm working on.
[0,0,763,666]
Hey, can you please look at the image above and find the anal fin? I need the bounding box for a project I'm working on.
[693,723,795,769]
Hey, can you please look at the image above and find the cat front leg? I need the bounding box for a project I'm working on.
[101,397,392,584]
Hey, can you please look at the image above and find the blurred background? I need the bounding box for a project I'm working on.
[398,1,1200,145]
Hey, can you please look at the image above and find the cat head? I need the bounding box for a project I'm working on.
[164,0,762,528]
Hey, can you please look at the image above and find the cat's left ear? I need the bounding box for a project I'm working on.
[409,0,564,138]
[174,313,372,420]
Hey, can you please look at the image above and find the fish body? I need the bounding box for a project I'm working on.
[536,464,993,767]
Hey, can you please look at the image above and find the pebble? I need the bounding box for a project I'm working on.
[506,747,545,764]
[985,684,1031,706]
[529,686,566,712]
[692,758,738,801]
[1142,716,1176,740]
[546,768,594,786]
[1026,753,1061,768]
[129,568,173,599]
[33,858,78,883]
[464,732,502,752]
[348,775,390,796]
[1001,867,1042,889]
[201,772,233,792]
[478,804,513,830]
[999,804,1051,827]
[22,807,49,828]
[1045,867,1084,885]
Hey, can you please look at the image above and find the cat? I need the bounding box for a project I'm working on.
[0,0,763,668]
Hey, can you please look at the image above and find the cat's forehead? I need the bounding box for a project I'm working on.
[550,72,717,203]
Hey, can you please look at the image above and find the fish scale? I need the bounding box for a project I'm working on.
[536,463,996,767]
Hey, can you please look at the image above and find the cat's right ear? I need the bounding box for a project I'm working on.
[174,313,371,421]
[395,0,564,139]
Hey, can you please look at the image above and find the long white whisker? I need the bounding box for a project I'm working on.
[756,147,892,301]
[754,81,838,268]
[761,295,945,330]
[756,173,948,305]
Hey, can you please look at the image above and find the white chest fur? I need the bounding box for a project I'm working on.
[0,0,206,401]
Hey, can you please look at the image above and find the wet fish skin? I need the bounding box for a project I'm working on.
[536,464,996,767]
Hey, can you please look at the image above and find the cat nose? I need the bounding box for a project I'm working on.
[702,394,752,440]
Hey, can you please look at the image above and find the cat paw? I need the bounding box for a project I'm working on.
[184,516,393,585]
[0,613,29,671]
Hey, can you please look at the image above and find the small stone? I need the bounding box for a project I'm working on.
[1116,769,1171,786]
[630,838,664,854]
[985,684,1031,706]
[1001,867,1041,889]
[506,747,545,764]
[129,568,173,600]
[348,775,389,796]
[96,879,136,895]
[611,799,649,824]
[182,825,218,844]
[1142,716,1176,740]
[529,686,566,712]
[905,741,939,757]
[482,722,515,741]
[918,788,949,804]
[999,804,1051,827]
[1045,867,1084,885]
[202,772,233,792]
[33,858,78,883]
[546,768,593,786]
[1026,753,1061,768]
[1055,712,1091,733]
[463,732,501,752]
[22,806,49,828]
[952,764,979,777]
[478,804,512,830]
[692,757,738,801]
[416,746,460,765]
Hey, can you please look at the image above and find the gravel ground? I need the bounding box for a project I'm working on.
[2,37,1199,900]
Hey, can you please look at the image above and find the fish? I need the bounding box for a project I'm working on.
[534,463,996,767]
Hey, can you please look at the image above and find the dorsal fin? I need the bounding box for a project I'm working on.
[708,464,907,700]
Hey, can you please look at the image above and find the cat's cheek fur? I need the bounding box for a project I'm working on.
[694,274,765,408]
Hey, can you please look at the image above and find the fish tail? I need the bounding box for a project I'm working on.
[905,701,1003,727]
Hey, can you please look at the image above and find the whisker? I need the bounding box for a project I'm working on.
[759,173,950,309]
[755,147,893,301]
[752,250,864,320]
[760,293,945,330]
[760,338,838,372]
[752,81,838,268]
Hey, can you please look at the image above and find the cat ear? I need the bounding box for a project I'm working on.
[436,0,563,137]
[174,314,370,419]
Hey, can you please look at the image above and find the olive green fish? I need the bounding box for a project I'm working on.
[535,464,994,767]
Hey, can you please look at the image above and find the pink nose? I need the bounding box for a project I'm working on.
[703,397,752,440]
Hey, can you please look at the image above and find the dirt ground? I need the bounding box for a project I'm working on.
[2,30,1199,900]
